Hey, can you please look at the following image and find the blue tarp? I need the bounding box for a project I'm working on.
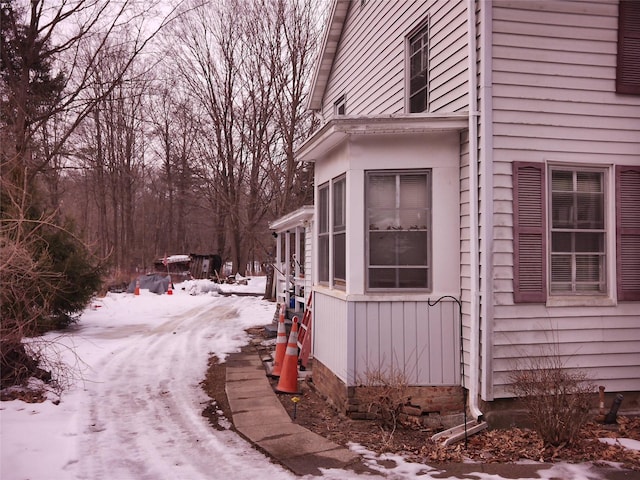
[127,274,171,294]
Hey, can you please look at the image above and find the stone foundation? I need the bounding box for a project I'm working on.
[312,359,466,429]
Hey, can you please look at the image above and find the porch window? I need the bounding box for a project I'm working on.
[408,21,429,113]
[318,183,329,283]
[366,170,431,290]
[333,176,346,286]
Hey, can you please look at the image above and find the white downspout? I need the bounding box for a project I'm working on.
[467,0,483,421]
[479,0,495,401]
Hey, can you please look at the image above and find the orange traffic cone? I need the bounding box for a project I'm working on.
[275,316,300,394]
[271,305,287,377]
[134,279,140,296]
[167,276,173,295]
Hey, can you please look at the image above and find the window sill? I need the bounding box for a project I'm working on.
[314,285,348,301]
[546,296,616,308]
[314,288,438,303]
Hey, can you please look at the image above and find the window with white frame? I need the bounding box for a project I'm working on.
[549,168,606,294]
[318,177,346,288]
[318,183,329,284]
[366,170,431,290]
[333,176,346,286]
[408,21,429,113]
[513,162,640,303]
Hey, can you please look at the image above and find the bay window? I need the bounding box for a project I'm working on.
[318,176,346,288]
[333,177,346,286]
[318,184,329,284]
[366,170,431,290]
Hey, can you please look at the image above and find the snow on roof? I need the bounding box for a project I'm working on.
[158,254,191,264]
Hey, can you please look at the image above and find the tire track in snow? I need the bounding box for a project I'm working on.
[75,300,288,480]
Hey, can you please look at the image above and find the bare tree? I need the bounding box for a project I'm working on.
[70,38,153,271]
[146,77,203,255]
[0,0,177,390]
[2,1,174,205]
[167,0,324,275]
[169,0,245,272]
[272,0,322,214]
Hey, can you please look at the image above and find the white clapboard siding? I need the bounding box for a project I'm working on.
[321,0,469,120]
[489,0,640,398]
[459,129,473,391]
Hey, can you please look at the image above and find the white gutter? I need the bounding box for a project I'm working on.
[479,0,495,401]
[466,0,483,421]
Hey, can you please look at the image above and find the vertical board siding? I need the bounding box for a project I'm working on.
[321,0,469,120]
[490,0,640,397]
[314,292,349,383]
[352,300,460,387]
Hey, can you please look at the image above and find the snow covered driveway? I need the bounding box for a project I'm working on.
[76,301,267,479]
[1,284,296,480]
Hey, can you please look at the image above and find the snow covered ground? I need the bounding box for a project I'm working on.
[1,277,636,480]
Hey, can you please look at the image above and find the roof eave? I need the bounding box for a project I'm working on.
[307,0,350,111]
[269,205,315,231]
[296,113,469,163]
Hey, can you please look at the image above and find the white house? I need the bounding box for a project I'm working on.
[296,0,640,424]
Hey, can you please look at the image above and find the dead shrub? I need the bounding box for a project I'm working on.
[509,354,594,448]
[355,364,411,444]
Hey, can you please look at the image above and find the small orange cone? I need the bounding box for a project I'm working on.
[134,279,140,296]
[271,305,287,377]
[167,276,173,295]
[275,316,300,394]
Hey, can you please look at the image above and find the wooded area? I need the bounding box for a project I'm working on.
[2,0,322,278]
[1,0,324,387]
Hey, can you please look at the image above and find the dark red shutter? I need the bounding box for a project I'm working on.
[513,162,547,303]
[616,165,640,301]
[616,0,640,95]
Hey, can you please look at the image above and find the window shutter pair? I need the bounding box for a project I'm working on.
[512,162,640,303]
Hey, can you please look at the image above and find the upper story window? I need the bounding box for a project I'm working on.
[366,170,431,290]
[334,95,346,115]
[408,21,429,113]
[616,0,640,95]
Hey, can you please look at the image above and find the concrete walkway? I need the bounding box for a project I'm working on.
[225,350,366,476]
